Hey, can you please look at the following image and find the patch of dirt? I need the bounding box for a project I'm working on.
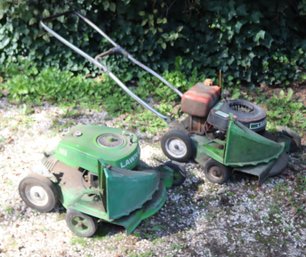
[292,82,306,106]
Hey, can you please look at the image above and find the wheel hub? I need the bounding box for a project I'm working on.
[72,217,89,231]
[25,185,49,207]
[210,167,222,179]
[165,138,187,158]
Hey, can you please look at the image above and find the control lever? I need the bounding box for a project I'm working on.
[95,47,120,61]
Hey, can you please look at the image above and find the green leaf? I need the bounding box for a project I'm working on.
[29,18,36,25]
[0,38,10,49]
[236,4,247,16]
[250,11,263,23]
[141,19,147,26]
[254,30,265,43]
[42,34,50,42]
[235,21,243,33]
[103,1,110,10]
[109,3,116,12]
[286,88,293,101]
[42,9,50,18]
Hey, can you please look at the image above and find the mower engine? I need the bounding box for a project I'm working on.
[54,125,140,171]
[180,81,267,134]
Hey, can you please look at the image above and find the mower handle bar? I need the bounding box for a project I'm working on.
[40,11,183,123]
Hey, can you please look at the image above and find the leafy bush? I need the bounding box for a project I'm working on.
[266,89,306,132]
[0,0,305,87]
[122,110,168,134]
[0,59,100,104]
[227,85,306,133]
[1,59,305,134]
[0,59,194,116]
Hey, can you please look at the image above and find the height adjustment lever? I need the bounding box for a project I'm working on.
[95,47,121,61]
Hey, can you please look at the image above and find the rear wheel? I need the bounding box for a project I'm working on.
[204,159,231,184]
[277,126,301,152]
[18,174,58,212]
[161,130,193,162]
[66,209,97,237]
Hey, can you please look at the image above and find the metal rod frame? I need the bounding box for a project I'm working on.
[40,11,183,122]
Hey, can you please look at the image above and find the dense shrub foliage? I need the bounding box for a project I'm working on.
[0,59,197,113]
[0,0,305,87]
[1,60,305,134]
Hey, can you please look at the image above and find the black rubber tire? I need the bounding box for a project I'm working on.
[66,209,97,237]
[220,99,266,132]
[204,159,231,184]
[163,161,186,186]
[277,126,301,152]
[161,129,193,162]
[18,174,58,212]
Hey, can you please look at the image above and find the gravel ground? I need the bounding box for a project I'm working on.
[0,98,305,257]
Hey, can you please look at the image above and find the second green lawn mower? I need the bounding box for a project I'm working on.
[39,11,300,186]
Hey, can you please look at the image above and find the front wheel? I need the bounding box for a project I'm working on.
[18,174,58,212]
[66,209,97,237]
[204,159,231,184]
[161,130,193,162]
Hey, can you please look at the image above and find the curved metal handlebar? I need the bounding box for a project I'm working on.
[40,11,182,123]
[75,12,183,97]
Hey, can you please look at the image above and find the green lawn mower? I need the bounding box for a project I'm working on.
[38,11,299,185]
[19,125,185,237]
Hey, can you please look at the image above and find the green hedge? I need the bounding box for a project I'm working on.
[0,0,305,86]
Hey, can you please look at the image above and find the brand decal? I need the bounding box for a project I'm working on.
[120,147,140,168]
[250,120,266,129]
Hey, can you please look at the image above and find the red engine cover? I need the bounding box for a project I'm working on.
[181,82,221,117]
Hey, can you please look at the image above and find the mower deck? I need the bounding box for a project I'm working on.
[236,152,289,184]
[112,184,167,234]
[191,119,289,184]
[50,160,168,233]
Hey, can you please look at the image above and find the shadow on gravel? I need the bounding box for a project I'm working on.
[136,179,206,239]
[95,222,125,237]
